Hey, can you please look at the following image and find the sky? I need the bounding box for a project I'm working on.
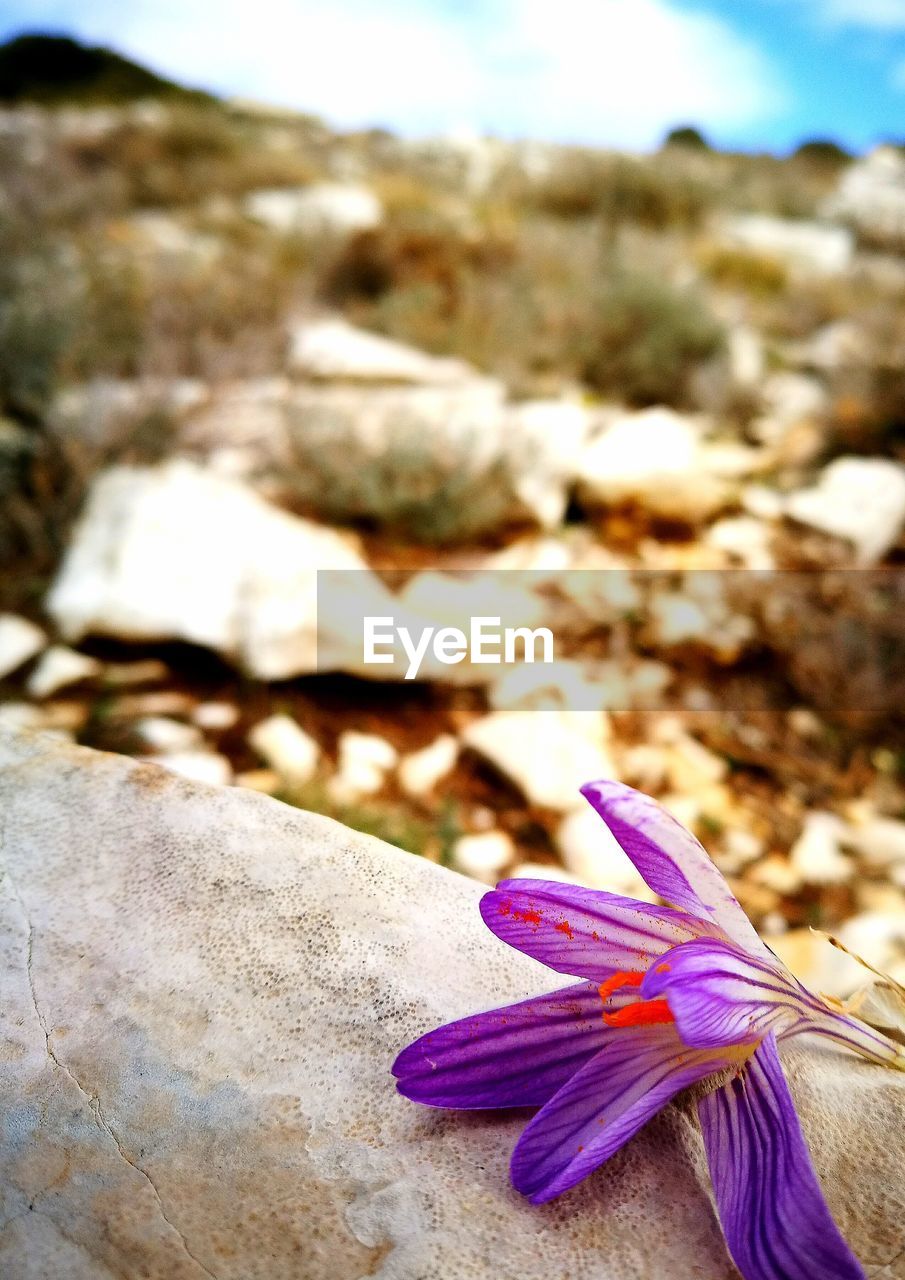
[2,0,905,153]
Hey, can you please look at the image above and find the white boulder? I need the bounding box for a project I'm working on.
[329,731,398,802]
[248,713,320,786]
[719,214,853,276]
[288,317,476,384]
[842,816,905,869]
[451,831,514,883]
[824,145,905,247]
[135,716,203,753]
[784,456,905,564]
[191,701,240,731]
[0,731,902,1278]
[143,750,233,787]
[398,734,459,798]
[45,460,391,680]
[576,409,745,522]
[0,614,45,681]
[790,812,854,886]
[705,516,775,570]
[244,182,382,237]
[26,645,103,699]
[461,711,618,812]
[752,372,828,448]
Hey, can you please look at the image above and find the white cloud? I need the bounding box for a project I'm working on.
[9,0,784,147]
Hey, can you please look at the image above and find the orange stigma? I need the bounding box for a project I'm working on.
[597,971,644,1002]
[603,999,675,1027]
[598,969,675,1028]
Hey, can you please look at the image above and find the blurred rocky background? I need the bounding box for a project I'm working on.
[2,30,905,1000]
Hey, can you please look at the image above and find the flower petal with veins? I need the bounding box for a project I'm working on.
[481,878,721,982]
[581,779,765,952]
[698,1033,865,1280]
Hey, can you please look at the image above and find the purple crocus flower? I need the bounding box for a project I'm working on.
[393,780,905,1280]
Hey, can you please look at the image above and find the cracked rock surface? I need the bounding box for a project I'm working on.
[0,729,903,1279]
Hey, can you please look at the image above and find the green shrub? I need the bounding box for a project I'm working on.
[698,244,788,298]
[532,153,713,230]
[792,139,852,168]
[579,272,724,407]
[0,226,74,420]
[663,125,711,151]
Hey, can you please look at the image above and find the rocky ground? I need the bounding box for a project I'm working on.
[3,98,905,1003]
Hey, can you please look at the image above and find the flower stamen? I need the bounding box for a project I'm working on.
[598,969,676,1027]
[603,998,675,1028]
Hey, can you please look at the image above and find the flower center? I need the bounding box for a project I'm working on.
[598,969,675,1028]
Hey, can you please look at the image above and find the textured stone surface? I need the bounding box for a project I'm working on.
[1,731,904,1279]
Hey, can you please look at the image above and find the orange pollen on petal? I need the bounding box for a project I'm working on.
[597,971,644,1003]
[555,920,574,940]
[603,999,675,1028]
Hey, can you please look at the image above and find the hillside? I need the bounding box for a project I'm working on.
[0,32,212,104]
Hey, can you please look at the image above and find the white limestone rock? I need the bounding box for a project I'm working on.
[0,731,903,1279]
[784,456,905,564]
[135,716,203,753]
[824,145,905,248]
[645,577,755,662]
[288,317,476,384]
[461,710,617,812]
[45,459,391,681]
[142,750,233,787]
[842,816,905,869]
[718,214,853,275]
[451,831,514,883]
[751,373,829,461]
[191,701,240,732]
[705,516,776,570]
[248,713,320,786]
[398,734,459,798]
[26,645,103,699]
[0,614,45,681]
[576,408,749,522]
[790,812,854,886]
[244,182,382,236]
[329,731,399,802]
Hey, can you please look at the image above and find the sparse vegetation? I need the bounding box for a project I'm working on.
[579,272,725,407]
[0,34,212,105]
[663,125,711,151]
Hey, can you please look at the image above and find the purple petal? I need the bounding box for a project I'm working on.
[581,780,764,950]
[393,981,613,1108]
[640,936,822,1049]
[642,936,905,1068]
[510,1022,734,1202]
[481,879,715,982]
[698,1033,865,1280]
